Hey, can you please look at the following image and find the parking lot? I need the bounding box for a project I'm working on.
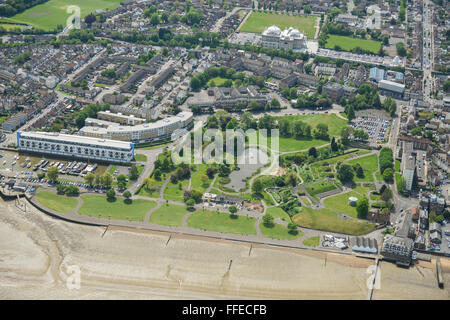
[431,221,450,257]
[350,110,390,145]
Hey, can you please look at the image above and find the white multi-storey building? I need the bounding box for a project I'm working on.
[261,26,308,51]
[17,132,134,163]
[80,111,194,143]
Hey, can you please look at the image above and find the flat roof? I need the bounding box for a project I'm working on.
[18,131,133,149]
[81,112,193,135]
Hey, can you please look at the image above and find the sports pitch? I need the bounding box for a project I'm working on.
[240,12,317,39]
[325,35,382,54]
[0,0,122,31]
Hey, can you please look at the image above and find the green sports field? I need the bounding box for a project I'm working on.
[240,12,317,39]
[0,0,122,31]
[325,35,382,54]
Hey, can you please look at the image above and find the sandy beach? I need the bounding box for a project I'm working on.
[0,197,448,300]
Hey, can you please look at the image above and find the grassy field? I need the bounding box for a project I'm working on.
[347,153,378,182]
[300,196,312,206]
[0,23,27,31]
[78,195,156,221]
[240,12,317,39]
[322,185,371,218]
[207,77,235,87]
[325,35,382,54]
[148,204,188,227]
[266,206,291,221]
[303,236,320,247]
[292,206,374,235]
[187,210,257,235]
[305,180,337,197]
[36,190,78,213]
[270,113,348,152]
[259,222,303,240]
[134,154,147,162]
[190,164,213,192]
[0,0,122,31]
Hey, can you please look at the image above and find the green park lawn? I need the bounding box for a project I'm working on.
[148,204,188,227]
[36,190,78,213]
[78,195,157,221]
[300,196,312,206]
[240,12,317,39]
[163,178,189,201]
[303,236,320,247]
[292,206,374,235]
[134,154,147,162]
[190,164,213,192]
[347,153,378,182]
[207,77,235,87]
[322,185,372,218]
[325,35,382,54]
[266,206,291,221]
[0,0,122,31]
[259,222,303,240]
[305,180,337,197]
[269,113,348,152]
[187,210,257,235]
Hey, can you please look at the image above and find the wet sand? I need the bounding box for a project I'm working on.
[0,198,449,300]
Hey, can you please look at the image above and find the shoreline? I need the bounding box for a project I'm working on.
[0,197,449,300]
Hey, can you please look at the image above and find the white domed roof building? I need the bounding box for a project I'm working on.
[262,25,307,51]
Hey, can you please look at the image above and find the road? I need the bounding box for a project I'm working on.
[422,0,435,108]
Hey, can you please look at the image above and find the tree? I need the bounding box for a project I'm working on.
[106,189,116,200]
[356,197,369,219]
[190,76,201,90]
[287,222,298,234]
[84,13,96,25]
[383,168,394,182]
[337,164,354,183]
[186,198,195,209]
[308,147,317,158]
[200,174,209,186]
[129,164,139,180]
[123,190,132,202]
[94,174,102,187]
[116,174,127,184]
[84,172,95,186]
[270,98,281,109]
[331,137,338,152]
[314,123,329,140]
[356,165,364,178]
[443,80,450,93]
[262,214,274,227]
[169,13,179,24]
[229,205,237,214]
[56,184,65,194]
[397,175,406,194]
[102,173,113,188]
[150,13,160,26]
[252,179,263,194]
[347,105,355,121]
[381,187,393,203]
[47,166,59,181]
[341,126,353,146]
[396,42,406,57]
